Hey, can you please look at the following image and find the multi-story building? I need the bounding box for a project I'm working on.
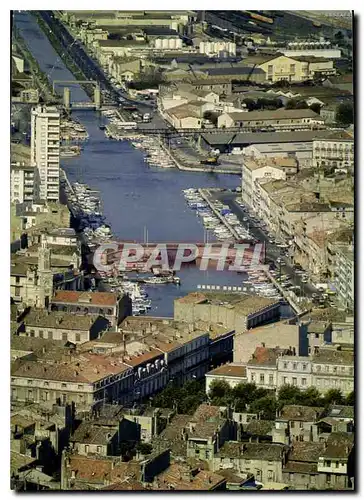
[213,441,288,484]
[312,132,354,172]
[277,356,313,391]
[330,243,354,311]
[316,432,354,489]
[50,290,132,327]
[174,292,281,333]
[186,405,236,462]
[273,405,324,445]
[205,364,247,394]
[242,53,336,83]
[241,157,291,208]
[246,346,295,390]
[10,164,39,204]
[311,347,354,396]
[30,106,60,203]
[22,310,110,344]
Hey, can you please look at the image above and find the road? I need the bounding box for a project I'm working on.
[212,191,319,298]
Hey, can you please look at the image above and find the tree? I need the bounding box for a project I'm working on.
[299,387,323,407]
[346,391,355,406]
[250,396,278,420]
[323,389,344,406]
[232,383,258,404]
[310,102,322,114]
[242,98,257,111]
[335,102,354,126]
[278,385,302,405]
[208,380,232,400]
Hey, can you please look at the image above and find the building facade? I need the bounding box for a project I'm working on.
[30,106,61,203]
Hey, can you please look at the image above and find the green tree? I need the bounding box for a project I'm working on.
[335,102,354,126]
[232,383,258,404]
[299,387,323,407]
[250,396,278,420]
[346,391,355,406]
[323,389,344,406]
[208,380,232,400]
[278,384,302,405]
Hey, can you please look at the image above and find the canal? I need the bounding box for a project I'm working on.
[14,11,292,318]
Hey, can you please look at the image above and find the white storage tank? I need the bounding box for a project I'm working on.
[176,38,182,49]
[168,38,177,49]
[199,41,206,54]
[228,42,236,55]
[155,38,163,49]
[162,38,169,49]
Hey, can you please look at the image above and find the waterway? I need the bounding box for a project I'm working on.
[14,11,292,318]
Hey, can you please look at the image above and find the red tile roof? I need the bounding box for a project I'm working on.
[52,291,118,306]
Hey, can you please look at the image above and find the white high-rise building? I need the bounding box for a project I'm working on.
[30,105,61,203]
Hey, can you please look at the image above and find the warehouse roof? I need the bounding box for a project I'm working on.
[202,129,339,146]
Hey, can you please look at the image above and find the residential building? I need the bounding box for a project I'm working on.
[60,447,171,490]
[312,131,354,171]
[311,347,354,396]
[241,157,293,208]
[205,364,247,394]
[316,432,354,489]
[11,351,135,410]
[213,441,288,484]
[154,463,227,491]
[50,290,132,327]
[164,101,213,129]
[175,292,280,333]
[218,109,324,130]
[11,164,39,204]
[283,441,326,489]
[22,310,110,344]
[331,318,354,347]
[330,242,354,311]
[30,106,60,203]
[280,40,341,59]
[277,357,313,391]
[186,405,236,462]
[273,405,324,445]
[246,346,295,389]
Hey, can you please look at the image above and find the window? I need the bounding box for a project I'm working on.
[48,331,53,340]
[293,363,297,370]
[27,389,33,400]
[283,377,288,385]
[268,470,273,480]
[326,473,331,483]
[39,330,44,339]
[97,446,101,453]
[283,362,288,369]
[85,445,89,453]
[268,65,273,74]
[27,380,33,385]
[292,377,297,386]
[335,461,339,468]
[260,374,265,384]
[78,384,83,389]
[251,373,255,382]
[315,333,320,339]
[62,332,68,341]
[291,422,295,429]
[61,383,67,388]
[300,421,304,429]
[325,460,331,467]
[269,374,274,385]
[44,381,49,387]
[30,330,35,337]
[75,333,81,342]
[325,366,329,372]
[302,378,307,386]
[299,435,304,442]
[317,365,321,372]
[302,364,307,371]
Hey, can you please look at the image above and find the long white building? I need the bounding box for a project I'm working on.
[30,105,61,203]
